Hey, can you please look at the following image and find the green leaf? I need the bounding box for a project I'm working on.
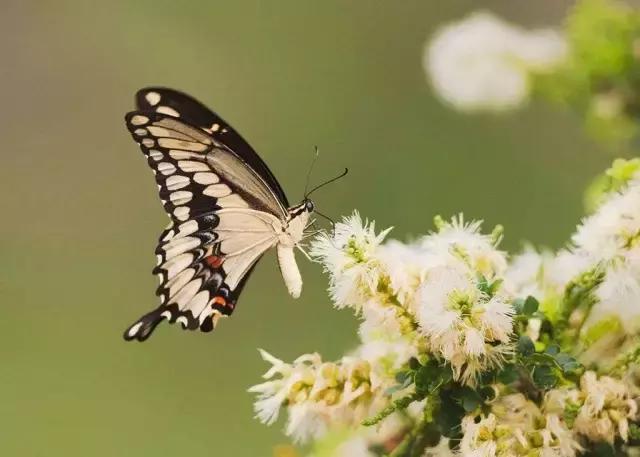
[554,353,582,374]
[584,442,615,457]
[545,344,560,356]
[497,364,519,384]
[528,352,556,363]
[414,362,439,395]
[532,365,557,389]
[436,390,465,439]
[523,296,539,315]
[460,388,483,412]
[517,336,535,356]
[408,357,421,371]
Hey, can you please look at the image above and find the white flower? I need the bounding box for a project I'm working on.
[311,211,392,308]
[376,240,429,305]
[504,245,550,298]
[572,182,640,261]
[415,265,514,385]
[248,350,318,426]
[425,11,567,112]
[573,371,639,443]
[544,249,594,292]
[461,395,581,457]
[249,349,386,444]
[586,252,640,334]
[421,214,507,278]
[544,371,639,445]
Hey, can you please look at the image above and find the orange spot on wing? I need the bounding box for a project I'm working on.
[205,255,224,268]
[212,296,227,307]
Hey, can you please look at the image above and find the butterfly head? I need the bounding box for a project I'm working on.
[282,199,315,246]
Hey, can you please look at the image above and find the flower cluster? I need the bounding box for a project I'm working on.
[249,349,385,444]
[249,158,640,457]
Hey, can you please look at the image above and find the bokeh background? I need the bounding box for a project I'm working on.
[0,1,614,456]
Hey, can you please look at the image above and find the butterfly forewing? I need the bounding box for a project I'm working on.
[123,108,287,341]
[135,87,290,207]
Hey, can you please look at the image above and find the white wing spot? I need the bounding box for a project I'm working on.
[169,150,195,160]
[145,91,161,106]
[158,162,176,176]
[203,184,231,198]
[131,115,149,126]
[128,322,143,337]
[178,160,210,172]
[142,138,155,147]
[211,123,220,132]
[134,128,147,136]
[170,190,193,205]
[148,149,163,161]
[176,220,198,237]
[193,172,219,185]
[166,175,190,191]
[173,206,190,221]
[157,106,180,117]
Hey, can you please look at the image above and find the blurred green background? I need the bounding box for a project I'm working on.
[0,1,613,456]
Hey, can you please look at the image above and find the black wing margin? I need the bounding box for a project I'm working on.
[135,87,289,207]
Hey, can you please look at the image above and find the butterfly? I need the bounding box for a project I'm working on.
[123,88,317,341]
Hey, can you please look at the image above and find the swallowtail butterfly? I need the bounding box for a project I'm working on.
[123,88,315,341]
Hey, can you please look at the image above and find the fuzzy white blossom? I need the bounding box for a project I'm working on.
[572,181,640,261]
[249,349,387,444]
[460,394,581,457]
[421,215,507,279]
[310,211,392,309]
[545,371,639,445]
[572,179,640,335]
[251,176,640,456]
[425,11,567,112]
[415,265,514,385]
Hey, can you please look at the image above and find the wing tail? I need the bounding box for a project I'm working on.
[123,306,167,342]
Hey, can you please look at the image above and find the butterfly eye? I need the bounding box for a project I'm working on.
[305,200,315,212]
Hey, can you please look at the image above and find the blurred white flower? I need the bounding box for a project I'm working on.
[425,11,567,112]
[504,245,550,298]
[572,180,640,334]
[415,265,513,385]
[310,211,392,309]
[572,181,640,261]
[586,252,640,334]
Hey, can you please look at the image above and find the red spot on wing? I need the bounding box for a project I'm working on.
[205,255,224,268]
[213,296,227,308]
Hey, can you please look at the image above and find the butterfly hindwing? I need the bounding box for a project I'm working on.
[123,110,285,341]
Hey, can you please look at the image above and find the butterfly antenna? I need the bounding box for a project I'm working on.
[305,168,349,198]
[303,146,320,198]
